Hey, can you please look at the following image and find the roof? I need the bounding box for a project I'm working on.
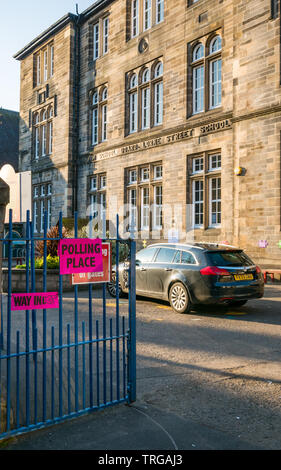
[0,109,19,172]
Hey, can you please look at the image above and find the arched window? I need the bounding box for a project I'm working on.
[142,68,150,83]
[33,107,54,159]
[130,73,137,89]
[141,69,150,129]
[209,35,222,54]
[102,87,108,101]
[191,33,222,114]
[127,59,164,134]
[101,88,108,142]
[209,36,222,108]
[192,43,204,62]
[92,91,98,105]
[90,85,108,145]
[153,62,163,126]
[192,44,204,114]
[154,61,163,78]
[129,74,138,133]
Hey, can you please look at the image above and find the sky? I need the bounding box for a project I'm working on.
[0,0,96,112]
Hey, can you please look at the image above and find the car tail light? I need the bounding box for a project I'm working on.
[256,266,261,274]
[200,266,230,276]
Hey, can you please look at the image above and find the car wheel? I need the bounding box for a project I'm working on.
[106,273,126,298]
[228,300,248,307]
[169,282,191,314]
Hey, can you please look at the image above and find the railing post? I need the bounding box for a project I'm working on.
[0,178,10,350]
[128,238,136,403]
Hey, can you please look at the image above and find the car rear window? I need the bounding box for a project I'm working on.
[181,251,196,265]
[207,251,254,267]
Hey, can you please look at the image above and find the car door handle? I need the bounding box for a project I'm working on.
[165,268,172,271]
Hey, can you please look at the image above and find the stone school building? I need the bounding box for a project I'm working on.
[14,0,281,266]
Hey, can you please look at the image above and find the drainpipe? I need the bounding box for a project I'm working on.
[72,9,81,217]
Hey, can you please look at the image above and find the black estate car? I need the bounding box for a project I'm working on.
[107,243,264,313]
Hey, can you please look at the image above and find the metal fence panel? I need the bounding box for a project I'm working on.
[0,210,136,440]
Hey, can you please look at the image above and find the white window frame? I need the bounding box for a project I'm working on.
[141,187,150,230]
[209,58,222,109]
[156,0,164,24]
[143,0,152,31]
[141,167,150,182]
[92,107,98,145]
[93,23,100,60]
[33,200,38,233]
[101,104,107,142]
[47,198,52,230]
[154,165,162,180]
[132,0,139,37]
[153,185,163,230]
[50,45,54,77]
[129,91,138,133]
[209,177,221,227]
[141,87,150,129]
[129,169,137,184]
[154,80,163,126]
[193,65,204,114]
[35,127,40,160]
[91,176,97,191]
[43,49,48,82]
[36,54,41,86]
[192,157,204,174]
[48,121,53,154]
[192,179,204,228]
[100,175,107,189]
[103,17,109,55]
[42,124,47,156]
[129,188,138,231]
[90,193,98,219]
[40,199,45,233]
[209,154,221,171]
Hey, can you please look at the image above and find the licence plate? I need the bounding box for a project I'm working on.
[234,274,254,281]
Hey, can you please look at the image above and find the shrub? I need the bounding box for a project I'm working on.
[36,225,68,257]
[15,255,60,270]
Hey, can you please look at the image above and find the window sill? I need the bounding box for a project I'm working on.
[188,107,223,122]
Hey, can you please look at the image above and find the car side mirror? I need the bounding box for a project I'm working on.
[135,259,140,266]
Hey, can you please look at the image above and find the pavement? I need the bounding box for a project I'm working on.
[2,398,263,451]
[2,285,280,452]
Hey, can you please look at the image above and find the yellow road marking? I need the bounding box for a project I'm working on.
[224,311,248,316]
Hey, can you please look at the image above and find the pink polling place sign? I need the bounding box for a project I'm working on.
[58,238,103,275]
[11,292,59,311]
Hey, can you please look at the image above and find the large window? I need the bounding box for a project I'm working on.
[189,33,222,115]
[188,152,221,229]
[127,59,163,134]
[90,85,108,146]
[125,162,163,233]
[34,42,54,87]
[89,173,107,222]
[33,106,54,159]
[92,17,110,60]
[129,0,164,39]
[33,183,52,233]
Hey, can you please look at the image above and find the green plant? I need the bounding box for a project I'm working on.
[15,255,60,270]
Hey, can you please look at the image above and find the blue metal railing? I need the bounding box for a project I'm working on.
[0,209,136,440]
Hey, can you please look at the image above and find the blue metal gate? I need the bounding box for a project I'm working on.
[0,210,136,440]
